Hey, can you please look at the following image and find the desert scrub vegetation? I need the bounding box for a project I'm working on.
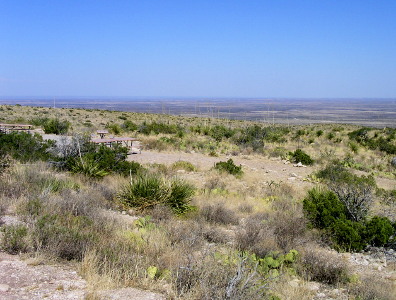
[117,173,195,214]
[1,105,396,299]
[303,188,395,251]
[214,158,243,176]
[0,132,54,162]
[289,149,314,165]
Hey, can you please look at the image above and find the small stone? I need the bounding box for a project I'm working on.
[288,279,300,288]
[306,282,320,291]
[317,293,326,298]
[121,211,126,215]
[290,173,298,177]
[0,284,10,292]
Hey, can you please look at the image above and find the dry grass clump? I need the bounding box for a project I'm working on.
[348,275,396,300]
[270,197,308,251]
[297,246,349,285]
[236,213,280,257]
[237,203,254,213]
[140,137,169,151]
[200,203,239,225]
[175,252,271,300]
[171,160,197,172]
[203,172,227,191]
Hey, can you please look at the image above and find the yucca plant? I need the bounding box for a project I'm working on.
[118,173,195,214]
[69,158,109,178]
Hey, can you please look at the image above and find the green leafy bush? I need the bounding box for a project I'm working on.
[214,159,243,176]
[364,216,394,246]
[138,121,184,135]
[1,225,29,254]
[118,173,195,214]
[303,188,395,251]
[171,160,197,172]
[66,145,142,177]
[0,132,54,162]
[234,125,289,151]
[303,188,346,230]
[106,123,122,135]
[289,149,314,165]
[43,118,70,134]
[208,125,235,142]
[317,163,375,222]
[122,120,138,131]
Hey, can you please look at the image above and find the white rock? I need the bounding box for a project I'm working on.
[288,279,300,288]
[306,282,320,291]
[0,284,10,292]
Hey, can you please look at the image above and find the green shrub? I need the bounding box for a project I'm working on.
[303,188,395,251]
[66,145,142,177]
[118,174,195,214]
[331,219,366,251]
[214,159,243,176]
[1,225,29,254]
[167,179,196,214]
[364,216,394,246]
[43,118,70,134]
[303,188,346,230]
[30,117,50,126]
[171,161,197,172]
[138,121,184,135]
[33,213,97,260]
[317,163,376,222]
[234,125,288,151]
[68,158,109,178]
[289,149,314,165]
[122,120,138,131]
[0,132,54,162]
[105,123,122,135]
[208,125,235,142]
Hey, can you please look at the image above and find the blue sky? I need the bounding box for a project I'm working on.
[1,0,396,98]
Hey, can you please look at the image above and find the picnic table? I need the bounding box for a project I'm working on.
[96,130,109,139]
[0,123,33,134]
[91,137,141,153]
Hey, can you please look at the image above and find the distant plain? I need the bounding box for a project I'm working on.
[1,98,395,127]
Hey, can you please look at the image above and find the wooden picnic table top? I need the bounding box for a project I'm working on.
[91,137,140,143]
[0,123,33,128]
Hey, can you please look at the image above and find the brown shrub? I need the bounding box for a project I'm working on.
[237,203,253,213]
[148,204,174,223]
[349,275,396,300]
[298,246,349,284]
[200,203,239,225]
[176,252,270,299]
[165,219,205,250]
[235,213,280,257]
[204,173,226,191]
[270,198,308,251]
